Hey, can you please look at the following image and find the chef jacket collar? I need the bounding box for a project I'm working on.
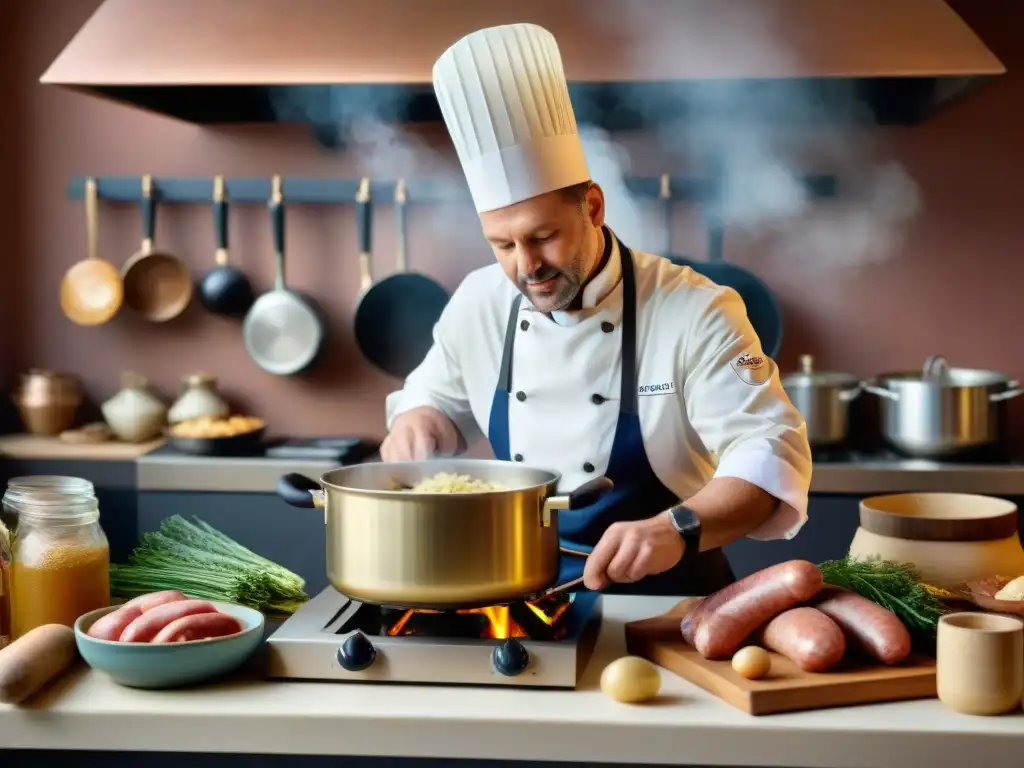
[519,228,624,329]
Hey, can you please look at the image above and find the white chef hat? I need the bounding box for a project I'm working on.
[432,23,591,213]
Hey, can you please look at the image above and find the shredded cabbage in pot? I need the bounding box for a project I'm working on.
[408,472,507,493]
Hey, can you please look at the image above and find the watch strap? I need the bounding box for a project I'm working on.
[667,504,702,559]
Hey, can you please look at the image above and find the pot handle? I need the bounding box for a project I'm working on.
[838,384,863,403]
[861,380,900,401]
[540,476,615,527]
[991,382,1024,402]
[534,541,594,600]
[276,473,322,509]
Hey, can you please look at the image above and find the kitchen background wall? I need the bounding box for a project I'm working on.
[1,0,1022,441]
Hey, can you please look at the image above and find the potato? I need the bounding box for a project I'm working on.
[600,656,661,703]
[731,645,771,680]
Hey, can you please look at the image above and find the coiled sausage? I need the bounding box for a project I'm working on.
[692,560,823,659]
[810,587,911,665]
[760,606,846,673]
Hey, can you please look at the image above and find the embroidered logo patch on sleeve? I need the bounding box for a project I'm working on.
[730,352,774,386]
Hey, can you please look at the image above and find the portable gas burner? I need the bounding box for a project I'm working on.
[266,587,602,688]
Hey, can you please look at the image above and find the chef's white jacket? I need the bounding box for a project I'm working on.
[386,236,812,541]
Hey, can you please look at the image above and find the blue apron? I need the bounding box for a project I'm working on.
[487,230,735,596]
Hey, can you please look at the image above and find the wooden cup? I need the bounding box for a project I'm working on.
[937,612,1024,715]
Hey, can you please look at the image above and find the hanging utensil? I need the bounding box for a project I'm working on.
[354,178,450,379]
[659,174,783,358]
[121,174,193,322]
[197,175,255,317]
[242,175,327,376]
[59,178,123,326]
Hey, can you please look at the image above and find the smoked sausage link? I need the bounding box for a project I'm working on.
[810,587,912,665]
[692,560,823,659]
[680,598,706,645]
[87,604,143,641]
[118,599,217,643]
[760,607,846,673]
[151,612,243,643]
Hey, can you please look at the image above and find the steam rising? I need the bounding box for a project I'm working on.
[271,5,922,271]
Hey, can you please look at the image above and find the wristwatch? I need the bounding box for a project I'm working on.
[666,504,702,559]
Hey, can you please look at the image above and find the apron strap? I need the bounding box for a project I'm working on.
[497,294,524,394]
[616,236,639,416]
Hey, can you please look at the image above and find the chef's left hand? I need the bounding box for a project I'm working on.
[583,513,684,590]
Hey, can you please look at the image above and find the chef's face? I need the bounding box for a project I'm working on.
[480,183,606,312]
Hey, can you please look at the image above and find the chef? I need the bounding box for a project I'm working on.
[382,23,812,597]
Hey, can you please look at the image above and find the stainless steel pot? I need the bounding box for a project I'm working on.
[781,354,862,446]
[863,356,1024,458]
[276,459,613,609]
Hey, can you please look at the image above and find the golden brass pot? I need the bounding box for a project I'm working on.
[276,459,612,609]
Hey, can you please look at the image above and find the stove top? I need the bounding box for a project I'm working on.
[266,587,602,688]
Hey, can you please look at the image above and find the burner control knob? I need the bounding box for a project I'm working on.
[492,638,530,677]
[337,631,377,672]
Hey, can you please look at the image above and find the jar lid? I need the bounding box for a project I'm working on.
[3,476,97,517]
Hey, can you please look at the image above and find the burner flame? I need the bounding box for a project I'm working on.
[385,598,572,640]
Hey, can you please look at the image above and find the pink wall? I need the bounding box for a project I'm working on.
[3,0,1023,440]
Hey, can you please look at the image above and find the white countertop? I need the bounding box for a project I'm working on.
[2,595,1022,767]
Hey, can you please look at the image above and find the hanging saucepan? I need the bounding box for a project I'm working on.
[275,459,613,609]
[121,174,193,322]
[353,179,450,378]
[659,174,783,358]
[863,356,1024,458]
[243,175,327,375]
[197,175,255,317]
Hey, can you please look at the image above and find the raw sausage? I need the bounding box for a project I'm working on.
[760,607,846,673]
[87,604,143,641]
[118,599,217,643]
[151,612,243,643]
[692,560,824,659]
[810,587,911,665]
[124,590,188,613]
[0,624,78,705]
[679,598,706,645]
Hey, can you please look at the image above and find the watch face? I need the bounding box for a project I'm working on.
[672,506,699,532]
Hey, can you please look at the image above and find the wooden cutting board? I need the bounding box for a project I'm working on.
[624,599,937,716]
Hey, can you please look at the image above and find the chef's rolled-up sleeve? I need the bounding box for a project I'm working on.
[682,286,812,541]
[384,287,476,438]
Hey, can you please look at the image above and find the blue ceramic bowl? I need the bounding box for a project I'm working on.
[74,599,265,689]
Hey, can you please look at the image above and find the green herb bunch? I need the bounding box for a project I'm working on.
[109,515,308,616]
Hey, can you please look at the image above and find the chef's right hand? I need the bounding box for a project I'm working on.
[380,406,462,462]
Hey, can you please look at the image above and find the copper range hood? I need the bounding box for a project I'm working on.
[41,0,1005,141]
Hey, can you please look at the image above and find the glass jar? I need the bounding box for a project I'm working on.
[3,476,110,639]
[0,517,10,649]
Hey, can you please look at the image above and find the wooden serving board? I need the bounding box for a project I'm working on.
[624,599,937,716]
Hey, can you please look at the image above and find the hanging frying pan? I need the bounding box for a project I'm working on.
[354,178,450,378]
[197,175,255,317]
[242,175,327,375]
[121,174,193,322]
[659,174,783,358]
[60,177,123,326]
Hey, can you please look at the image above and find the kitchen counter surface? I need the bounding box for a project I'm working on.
[810,456,1024,495]
[0,434,165,461]
[1,596,1020,767]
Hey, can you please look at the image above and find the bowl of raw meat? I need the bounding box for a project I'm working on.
[74,590,265,689]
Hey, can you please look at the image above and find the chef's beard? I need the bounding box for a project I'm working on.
[518,258,584,312]
[517,224,599,312]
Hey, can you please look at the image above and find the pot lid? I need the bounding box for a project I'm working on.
[782,354,859,387]
[879,356,1013,387]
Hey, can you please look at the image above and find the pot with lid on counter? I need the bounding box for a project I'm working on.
[781,354,862,447]
[863,356,1023,458]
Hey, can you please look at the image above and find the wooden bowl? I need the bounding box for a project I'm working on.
[859,493,1019,542]
[961,577,1024,617]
